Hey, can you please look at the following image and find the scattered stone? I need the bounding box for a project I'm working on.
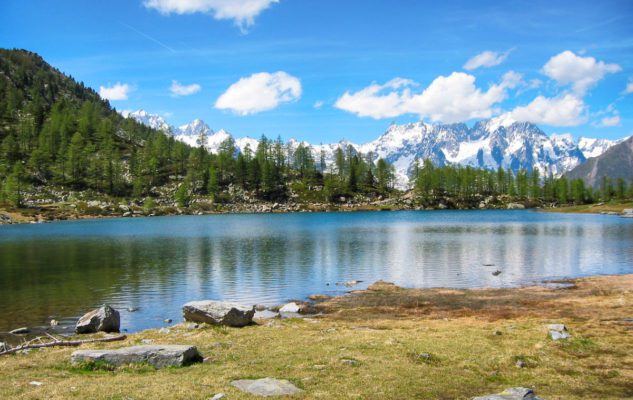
[279,302,301,313]
[231,378,303,397]
[255,309,280,320]
[182,301,255,327]
[341,358,360,366]
[473,387,544,400]
[492,270,502,276]
[507,203,526,210]
[255,304,268,311]
[0,342,6,351]
[164,318,173,324]
[71,345,202,369]
[123,211,132,217]
[141,339,153,344]
[185,322,200,329]
[158,328,171,334]
[9,327,29,335]
[547,324,571,340]
[50,319,58,327]
[29,381,44,387]
[76,305,120,334]
[515,359,526,368]
[493,330,503,336]
[210,394,225,400]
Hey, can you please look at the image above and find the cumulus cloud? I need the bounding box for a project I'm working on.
[143,0,277,32]
[313,100,324,109]
[99,82,131,101]
[170,80,201,96]
[463,49,512,70]
[624,79,633,95]
[334,71,521,123]
[215,71,301,115]
[542,50,621,95]
[508,94,586,126]
[597,115,621,127]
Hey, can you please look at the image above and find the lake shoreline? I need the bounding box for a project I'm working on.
[2,273,632,399]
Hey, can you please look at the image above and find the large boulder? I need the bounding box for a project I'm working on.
[76,305,120,334]
[231,378,303,397]
[182,301,255,327]
[473,387,544,399]
[71,345,201,369]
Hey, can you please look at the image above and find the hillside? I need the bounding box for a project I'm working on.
[566,136,633,191]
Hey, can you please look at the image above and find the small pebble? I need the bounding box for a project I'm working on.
[164,319,172,324]
[210,394,225,400]
[515,360,526,368]
[29,381,43,387]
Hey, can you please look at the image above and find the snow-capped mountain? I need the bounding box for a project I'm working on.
[123,109,625,188]
[121,109,172,133]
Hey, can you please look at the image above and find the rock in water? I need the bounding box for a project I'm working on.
[71,345,202,369]
[231,378,303,397]
[182,301,254,327]
[473,387,544,399]
[75,305,120,334]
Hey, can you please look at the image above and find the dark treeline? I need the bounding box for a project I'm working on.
[412,159,633,204]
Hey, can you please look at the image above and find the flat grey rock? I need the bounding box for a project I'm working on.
[254,309,280,319]
[71,345,202,368]
[549,330,571,340]
[183,301,254,327]
[231,378,302,397]
[473,387,544,400]
[546,324,567,332]
[76,305,120,334]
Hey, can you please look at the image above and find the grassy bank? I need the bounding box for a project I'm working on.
[543,201,633,215]
[1,275,632,399]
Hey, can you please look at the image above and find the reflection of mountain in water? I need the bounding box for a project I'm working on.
[1,212,632,332]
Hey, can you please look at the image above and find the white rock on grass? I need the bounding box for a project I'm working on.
[71,345,202,369]
[547,324,571,341]
[279,302,301,313]
[231,378,302,397]
[183,301,255,327]
[473,387,544,399]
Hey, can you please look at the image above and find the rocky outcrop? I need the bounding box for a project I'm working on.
[231,378,303,397]
[71,345,202,368]
[182,301,254,327]
[473,387,544,399]
[76,305,120,334]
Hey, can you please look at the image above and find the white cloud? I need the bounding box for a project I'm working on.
[624,79,633,95]
[598,115,621,127]
[99,83,131,101]
[508,94,586,126]
[215,71,301,115]
[334,71,520,123]
[313,100,324,109]
[143,0,277,32]
[170,80,201,96]
[542,50,621,95]
[463,50,512,71]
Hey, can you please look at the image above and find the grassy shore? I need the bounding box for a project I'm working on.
[543,200,633,215]
[1,275,632,399]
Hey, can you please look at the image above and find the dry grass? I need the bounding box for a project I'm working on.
[1,276,632,399]
[543,201,633,215]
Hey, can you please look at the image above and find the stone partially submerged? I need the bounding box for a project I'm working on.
[182,301,255,327]
[473,387,544,400]
[71,345,202,369]
[76,305,120,334]
[231,378,303,397]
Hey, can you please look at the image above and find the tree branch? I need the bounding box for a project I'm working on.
[0,335,127,356]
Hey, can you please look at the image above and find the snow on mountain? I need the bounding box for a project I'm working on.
[125,109,624,189]
[121,109,172,133]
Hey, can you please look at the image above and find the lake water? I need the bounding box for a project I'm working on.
[1,210,632,333]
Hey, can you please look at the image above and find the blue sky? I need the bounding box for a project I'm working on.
[1,0,632,143]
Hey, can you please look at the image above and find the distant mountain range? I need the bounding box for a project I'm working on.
[566,135,633,189]
[123,109,627,188]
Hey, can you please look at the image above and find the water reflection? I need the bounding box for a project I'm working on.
[0,210,632,332]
